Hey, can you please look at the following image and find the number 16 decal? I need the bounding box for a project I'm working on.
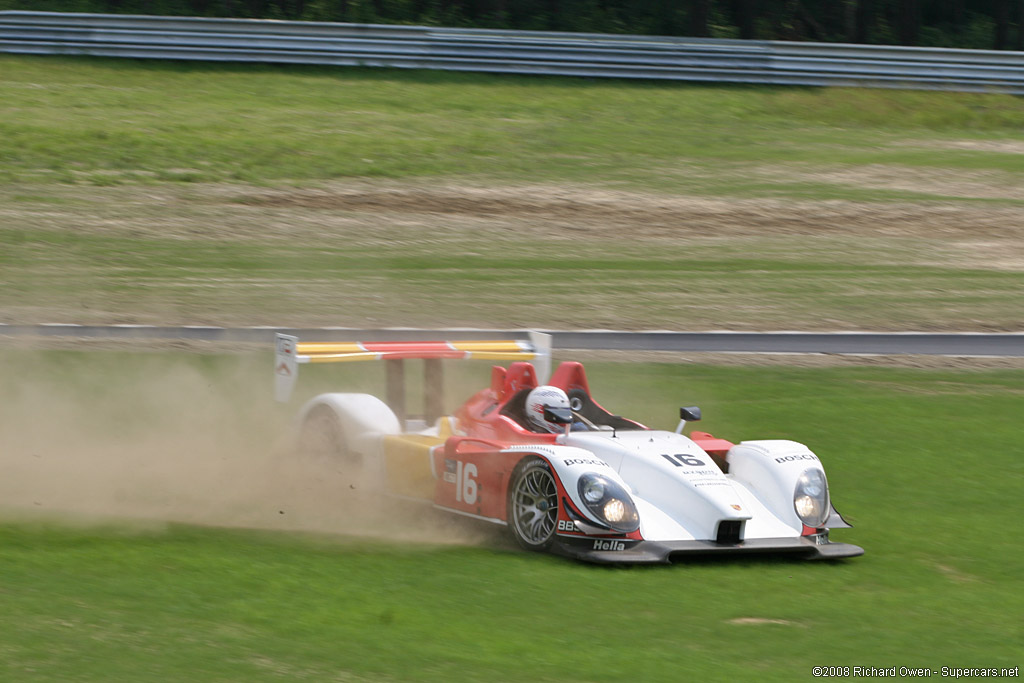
[661,453,704,467]
[455,461,478,504]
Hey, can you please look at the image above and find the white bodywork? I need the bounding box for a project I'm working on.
[297,393,852,557]
[297,392,400,469]
[553,430,818,543]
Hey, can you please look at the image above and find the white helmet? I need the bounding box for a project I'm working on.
[525,385,571,433]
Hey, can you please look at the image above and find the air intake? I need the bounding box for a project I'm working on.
[716,520,743,545]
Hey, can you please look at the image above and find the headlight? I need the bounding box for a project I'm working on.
[582,479,605,504]
[794,468,830,528]
[577,473,639,533]
[603,498,627,523]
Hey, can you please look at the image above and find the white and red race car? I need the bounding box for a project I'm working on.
[275,333,862,564]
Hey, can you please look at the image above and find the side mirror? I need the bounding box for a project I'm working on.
[679,406,702,422]
[676,406,701,434]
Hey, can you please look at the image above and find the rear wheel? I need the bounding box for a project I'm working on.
[298,405,357,466]
[507,457,558,551]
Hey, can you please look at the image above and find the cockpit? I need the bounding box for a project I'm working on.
[495,361,646,434]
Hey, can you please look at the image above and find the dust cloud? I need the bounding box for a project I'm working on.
[0,348,491,548]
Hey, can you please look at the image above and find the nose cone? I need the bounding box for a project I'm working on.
[614,430,750,539]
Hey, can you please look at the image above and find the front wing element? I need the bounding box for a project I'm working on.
[553,533,865,564]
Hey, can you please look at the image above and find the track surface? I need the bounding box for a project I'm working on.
[2,324,1021,357]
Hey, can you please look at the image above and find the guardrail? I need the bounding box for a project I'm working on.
[2,11,1023,93]
[2,324,1023,357]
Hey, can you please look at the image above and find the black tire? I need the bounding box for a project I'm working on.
[507,456,558,551]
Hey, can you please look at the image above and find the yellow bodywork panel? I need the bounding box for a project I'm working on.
[382,434,442,499]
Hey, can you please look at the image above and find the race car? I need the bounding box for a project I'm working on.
[274,332,863,563]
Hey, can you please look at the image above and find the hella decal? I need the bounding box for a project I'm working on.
[593,539,627,551]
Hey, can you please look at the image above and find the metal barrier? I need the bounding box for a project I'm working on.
[2,10,1023,93]
[2,324,1023,357]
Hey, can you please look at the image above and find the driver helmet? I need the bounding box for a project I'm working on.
[525,385,571,433]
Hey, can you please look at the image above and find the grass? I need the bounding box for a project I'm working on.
[2,56,1024,191]
[0,351,1022,680]
[2,55,1023,331]
[2,52,1021,680]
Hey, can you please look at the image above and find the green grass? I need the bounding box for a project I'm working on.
[2,52,1021,679]
[2,54,1023,331]
[1,351,1022,680]
[2,55,1024,192]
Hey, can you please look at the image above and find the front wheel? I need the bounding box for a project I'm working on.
[507,456,558,551]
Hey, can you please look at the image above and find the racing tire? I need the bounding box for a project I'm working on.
[507,456,558,552]
[298,404,358,467]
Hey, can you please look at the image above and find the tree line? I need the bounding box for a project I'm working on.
[3,0,1022,50]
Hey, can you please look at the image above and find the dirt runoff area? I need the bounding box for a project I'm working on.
[2,173,1023,333]
[7,177,1022,264]
[3,176,1024,333]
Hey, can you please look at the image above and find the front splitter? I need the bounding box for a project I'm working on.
[554,534,864,564]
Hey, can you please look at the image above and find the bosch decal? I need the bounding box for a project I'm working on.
[775,454,818,464]
[562,458,610,468]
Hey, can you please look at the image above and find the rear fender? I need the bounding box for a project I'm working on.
[298,393,401,463]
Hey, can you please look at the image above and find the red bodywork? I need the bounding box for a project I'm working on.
[454,361,652,441]
[455,362,556,443]
[430,362,562,522]
[430,361,729,535]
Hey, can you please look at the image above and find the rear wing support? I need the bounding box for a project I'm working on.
[425,358,444,426]
[387,358,406,425]
[274,332,552,424]
[382,357,454,426]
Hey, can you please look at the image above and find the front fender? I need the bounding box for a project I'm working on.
[502,444,633,530]
[727,440,827,532]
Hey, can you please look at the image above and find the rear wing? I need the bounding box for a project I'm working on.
[274,331,552,422]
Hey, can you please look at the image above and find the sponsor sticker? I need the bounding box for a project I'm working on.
[443,458,457,484]
[592,539,627,551]
[562,458,610,468]
[774,453,818,464]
